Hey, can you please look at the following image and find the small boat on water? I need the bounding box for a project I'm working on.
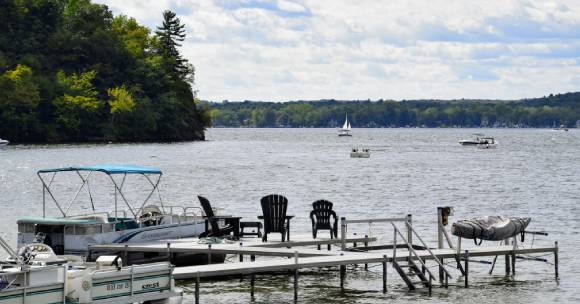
[0,235,182,304]
[350,147,370,158]
[459,134,496,148]
[338,115,352,137]
[0,139,8,146]
[552,124,569,131]
[17,165,225,266]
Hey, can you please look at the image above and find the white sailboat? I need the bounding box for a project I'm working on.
[338,115,352,137]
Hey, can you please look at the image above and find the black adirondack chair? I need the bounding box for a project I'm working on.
[258,194,293,242]
[198,196,236,238]
[310,200,338,239]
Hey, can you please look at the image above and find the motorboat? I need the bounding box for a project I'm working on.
[338,115,352,137]
[552,125,569,131]
[459,134,496,148]
[350,147,370,158]
[0,139,8,146]
[16,165,223,265]
[0,235,182,303]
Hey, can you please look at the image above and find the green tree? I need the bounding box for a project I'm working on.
[53,70,102,140]
[0,64,41,140]
[155,10,194,83]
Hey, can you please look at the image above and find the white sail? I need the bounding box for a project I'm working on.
[347,122,351,131]
[342,116,349,130]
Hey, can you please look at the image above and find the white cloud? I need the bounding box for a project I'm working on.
[95,0,580,101]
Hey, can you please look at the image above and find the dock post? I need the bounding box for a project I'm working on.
[382,255,387,293]
[555,241,559,280]
[340,265,346,292]
[505,238,511,275]
[406,214,413,249]
[208,244,212,264]
[250,254,256,301]
[437,208,445,282]
[250,274,255,301]
[239,242,244,262]
[327,243,331,251]
[317,244,321,250]
[294,251,299,303]
[364,235,369,270]
[166,243,171,263]
[195,272,200,304]
[339,253,346,292]
[464,250,469,288]
[512,236,517,275]
[341,217,346,251]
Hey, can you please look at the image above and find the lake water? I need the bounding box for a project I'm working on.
[0,128,579,303]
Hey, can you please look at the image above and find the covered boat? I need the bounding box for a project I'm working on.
[16,165,221,265]
[451,216,531,242]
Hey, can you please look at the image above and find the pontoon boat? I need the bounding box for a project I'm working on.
[17,165,208,260]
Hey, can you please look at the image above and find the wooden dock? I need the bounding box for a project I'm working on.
[87,213,560,304]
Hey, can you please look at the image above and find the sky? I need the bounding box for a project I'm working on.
[94,0,580,102]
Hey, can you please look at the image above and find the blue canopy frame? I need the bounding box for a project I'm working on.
[38,165,162,175]
[37,164,164,220]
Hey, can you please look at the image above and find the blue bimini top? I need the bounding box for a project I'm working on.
[37,164,162,175]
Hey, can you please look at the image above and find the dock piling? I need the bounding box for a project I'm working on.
[555,241,559,280]
[505,238,511,275]
[465,250,469,288]
[382,255,387,293]
[195,272,200,304]
[294,251,299,302]
[208,244,212,264]
[512,236,517,274]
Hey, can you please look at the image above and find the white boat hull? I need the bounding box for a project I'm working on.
[0,284,65,304]
[18,221,205,254]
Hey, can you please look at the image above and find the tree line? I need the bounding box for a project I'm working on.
[206,93,580,128]
[0,0,209,143]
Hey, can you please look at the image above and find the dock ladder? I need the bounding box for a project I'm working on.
[392,222,452,291]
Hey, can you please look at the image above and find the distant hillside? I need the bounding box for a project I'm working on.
[205,92,580,128]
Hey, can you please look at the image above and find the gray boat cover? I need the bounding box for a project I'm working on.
[451,216,531,241]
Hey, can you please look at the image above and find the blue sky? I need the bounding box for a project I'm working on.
[95,0,580,101]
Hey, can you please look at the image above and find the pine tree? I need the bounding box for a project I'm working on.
[155,10,194,83]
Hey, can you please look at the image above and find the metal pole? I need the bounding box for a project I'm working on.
[382,254,387,293]
[251,254,256,301]
[505,238,511,275]
[555,241,559,280]
[167,243,171,263]
[294,251,299,303]
[364,235,369,270]
[437,207,444,281]
[465,250,469,288]
[208,244,212,264]
[195,273,200,304]
[341,217,346,251]
[512,236,517,274]
[340,265,346,292]
[406,214,413,248]
[43,185,46,218]
[250,274,255,300]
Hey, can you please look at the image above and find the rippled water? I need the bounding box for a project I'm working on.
[0,128,578,303]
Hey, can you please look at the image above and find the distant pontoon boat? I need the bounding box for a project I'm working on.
[0,138,8,146]
[459,134,496,148]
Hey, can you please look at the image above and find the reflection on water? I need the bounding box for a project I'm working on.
[0,128,579,303]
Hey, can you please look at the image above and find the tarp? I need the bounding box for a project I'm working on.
[451,216,531,241]
[38,164,162,175]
